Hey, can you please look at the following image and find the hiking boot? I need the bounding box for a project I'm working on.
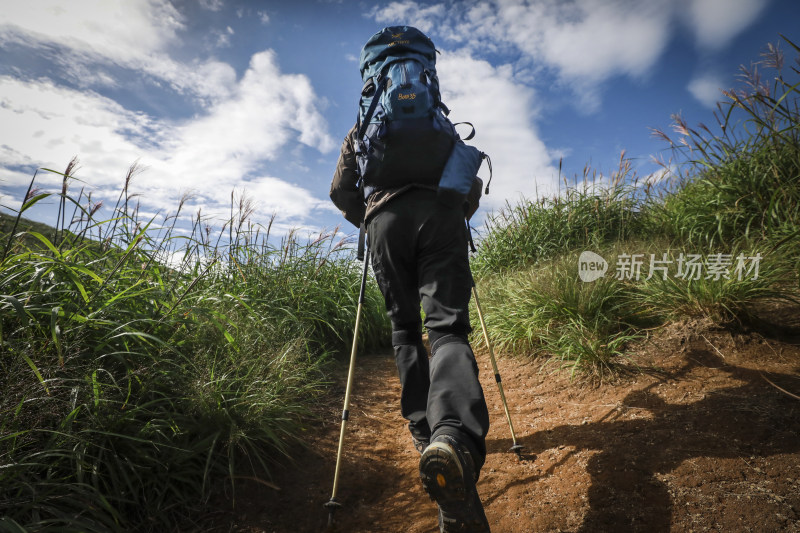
[408,423,430,455]
[412,434,430,455]
[419,435,490,532]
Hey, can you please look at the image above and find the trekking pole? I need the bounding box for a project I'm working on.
[324,225,369,527]
[465,220,524,457]
[471,284,524,457]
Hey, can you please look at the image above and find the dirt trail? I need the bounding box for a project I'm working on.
[218,319,800,532]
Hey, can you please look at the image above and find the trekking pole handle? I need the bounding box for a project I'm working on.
[357,222,366,261]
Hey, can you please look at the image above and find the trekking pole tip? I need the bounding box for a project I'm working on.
[324,498,342,528]
[510,443,524,458]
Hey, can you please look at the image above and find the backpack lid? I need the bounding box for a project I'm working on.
[359,26,437,81]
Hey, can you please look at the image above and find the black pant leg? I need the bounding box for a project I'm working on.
[427,339,489,469]
[414,195,490,468]
[368,204,431,440]
[368,189,489,468]
[393,342,432,440]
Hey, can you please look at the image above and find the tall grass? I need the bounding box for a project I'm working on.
[471,37,800,376]
[471,155,649,277]
[472,250,648,378]
[650,38,800,250]
[0,167,389,532]
[634,246,795,325]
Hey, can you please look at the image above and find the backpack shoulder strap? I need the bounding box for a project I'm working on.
[357,75,389,139]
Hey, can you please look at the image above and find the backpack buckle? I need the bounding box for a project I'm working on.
[361,78,376,96]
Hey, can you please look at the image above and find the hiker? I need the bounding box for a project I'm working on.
[329,26,491,532]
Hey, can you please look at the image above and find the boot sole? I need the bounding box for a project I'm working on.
[419,441,468,504]
[419,440,489,532]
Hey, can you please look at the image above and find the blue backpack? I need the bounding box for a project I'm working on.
[356,26,491,207]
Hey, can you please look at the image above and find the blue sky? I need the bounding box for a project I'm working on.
[1,0,799,239]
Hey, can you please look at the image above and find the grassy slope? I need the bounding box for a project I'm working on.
[469,37,800,377]
[0,190,390,532]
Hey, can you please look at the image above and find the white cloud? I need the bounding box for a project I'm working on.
[213,26,235,48]
[199,0,224,11]
[152,50,335,211]
[0,0,337,229]
[241,178,325,219]
[368,0,447,34]
[0,189,25,212]
[496,0,672,83]
[369,0,672,86]
[0,0,183,62]
[685,0,769,50]
[0,0,234,104]
[0,48,335,227]
[687,73,725,107]
[437,51,558,210]
[368,0,768,108]
[0,77,146,189]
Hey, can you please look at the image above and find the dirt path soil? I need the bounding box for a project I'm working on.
[217,319,800,532]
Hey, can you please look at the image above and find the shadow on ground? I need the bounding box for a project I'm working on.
[487,343,800,532]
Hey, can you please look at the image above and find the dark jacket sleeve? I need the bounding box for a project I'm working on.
[329,125,366,228]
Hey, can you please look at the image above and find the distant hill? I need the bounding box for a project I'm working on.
[0,211,57,238]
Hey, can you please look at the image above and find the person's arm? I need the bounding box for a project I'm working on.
[329,125,366,228]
